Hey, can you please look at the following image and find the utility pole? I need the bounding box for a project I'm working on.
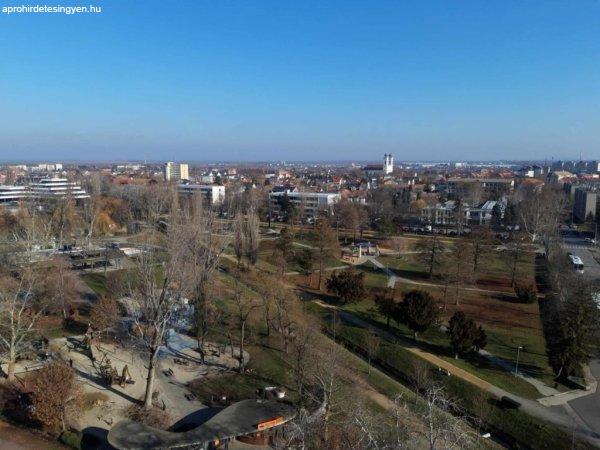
[515,345,523,375]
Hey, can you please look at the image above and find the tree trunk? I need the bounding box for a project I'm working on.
[318,255,324,290]
[238,321,246,373]
[143,348,158,409]
[7,356,15,382]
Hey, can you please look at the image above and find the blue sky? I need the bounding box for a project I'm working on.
[1,1,599,162]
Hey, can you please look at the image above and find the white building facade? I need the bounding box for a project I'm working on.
[178,184,225,205]
[269,191,340,218]
[164,162,189,181]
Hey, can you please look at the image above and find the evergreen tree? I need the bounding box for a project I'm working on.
[399,290,439,339]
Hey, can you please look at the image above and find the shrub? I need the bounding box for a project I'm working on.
[29,362,82,433]
[126,404,172,429]
[326,268,366,304]
[514,284,537,304]
[59,430,82,449]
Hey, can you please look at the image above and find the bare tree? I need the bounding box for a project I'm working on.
[415,236,447,279]
[291,324,315,402]
[448,240,474,305]
[177,194,229,363]
[313,219,339,290]
[0,266,46,381]
[390,236,408,260]
[517,185,564,246]
[417,384,472,450]
[11,200,54,261]
[232,212,245,267]
[82,173,103,249]
[232,277,260,372]
[128,212,191,409]
[503,235,526,286]
[272,285,297,354]
[41,257,79,321]
[244,208,260,267]
[470,228,493,273]
[364,327,380,374]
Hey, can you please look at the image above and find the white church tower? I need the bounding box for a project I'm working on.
[383,153,394,175]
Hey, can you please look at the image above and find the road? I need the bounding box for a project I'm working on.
[562,233,600,279]
[569,360,600,433]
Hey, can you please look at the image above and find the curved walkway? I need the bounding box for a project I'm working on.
[314,300,600,447]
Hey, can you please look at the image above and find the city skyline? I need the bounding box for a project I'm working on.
[1,1,600,161]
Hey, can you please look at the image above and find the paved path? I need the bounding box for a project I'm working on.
[478,349,560,397]
[313,300,600,447]
[568,360,600,436]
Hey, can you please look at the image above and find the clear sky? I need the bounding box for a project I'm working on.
[1,1,599,162]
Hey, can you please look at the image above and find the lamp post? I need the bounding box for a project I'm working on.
[515,346,523,376]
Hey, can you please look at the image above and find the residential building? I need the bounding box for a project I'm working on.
[29,163,63,172]
[421,200,503,226]
[178,183,225,204]
[516,165,546,178]
[467,200,503,225]
[548,171,574,183]
[573,189,599,222]
[269,191,340,218]
[421,201,467,226]
[444,178,514,198]
[164,162,189,181]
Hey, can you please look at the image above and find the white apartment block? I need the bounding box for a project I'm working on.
[269,191,340,218]
[421,200,503,226]
[0,178,89,204]
[0,185,29,204]
[29,178,89,200]
[164,162,189,181]
[178,184,225,205]
[29,163,63,172]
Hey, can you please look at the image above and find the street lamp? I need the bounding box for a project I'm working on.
[515,346,523,376]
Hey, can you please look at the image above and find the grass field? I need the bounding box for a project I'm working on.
[341,280,563,397]
[378,246,536,291]
[308,302,587,450]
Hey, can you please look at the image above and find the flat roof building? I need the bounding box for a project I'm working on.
[179,184,225,205]
[269,190,340,218]
[164,162,189,182]
[0,179,89,203]
[0,185,28,204]
[573,188,599,223]
[29,178,89,200]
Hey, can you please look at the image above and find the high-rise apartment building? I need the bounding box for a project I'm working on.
[164,162,189,181]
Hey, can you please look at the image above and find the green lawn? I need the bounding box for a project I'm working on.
[339,301,541,399]
[308,302,587,450]
[189,342,297,403]
[354,260,389,288]
[82,273,108,296]
[379,242,536,289]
